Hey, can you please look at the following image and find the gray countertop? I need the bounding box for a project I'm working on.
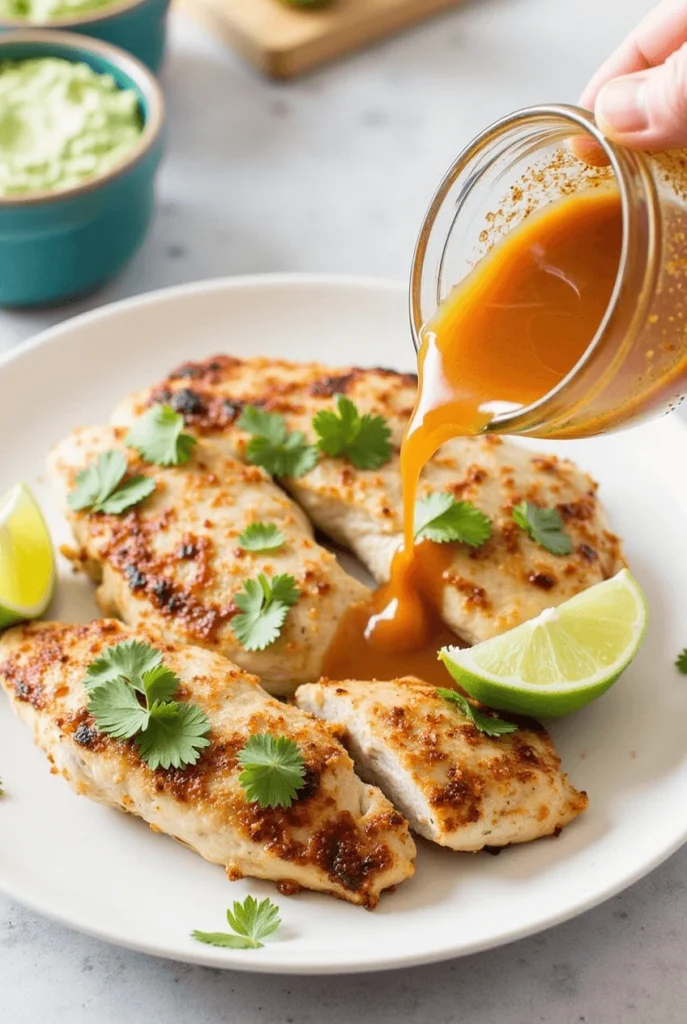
[2,2,683,1020]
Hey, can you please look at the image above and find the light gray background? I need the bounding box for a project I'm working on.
[2,2,683,1021]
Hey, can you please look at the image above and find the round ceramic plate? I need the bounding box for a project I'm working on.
[1,276,686,975]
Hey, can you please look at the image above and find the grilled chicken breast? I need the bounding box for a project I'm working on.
[296,677,588,851]
[0,620,416,906]
[48,426,368,695]
[112,355,625,644]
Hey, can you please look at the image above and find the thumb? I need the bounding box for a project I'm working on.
[595,42,687,150]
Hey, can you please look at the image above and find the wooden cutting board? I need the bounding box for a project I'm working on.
[181,0,469,80]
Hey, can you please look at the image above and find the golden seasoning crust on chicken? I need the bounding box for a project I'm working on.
[112,355,625,645]
[47,426,369,695]
[0,620,416,906]
[296,677,588,851]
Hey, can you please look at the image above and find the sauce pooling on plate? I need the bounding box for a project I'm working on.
[323,189,623,680]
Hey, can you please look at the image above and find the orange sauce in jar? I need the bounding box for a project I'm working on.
[322,189,623,682]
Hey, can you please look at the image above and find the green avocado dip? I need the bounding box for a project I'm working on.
[0,58,143,197]
[0,0,123,20]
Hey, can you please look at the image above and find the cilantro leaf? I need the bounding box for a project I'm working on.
[84,642,211,770]
[512,500,573,556]
[232,573,299,652]
[238,523,286,552]
[227,895,281,943]
[192,895,281,951]
[267,574,300,606]
[238,734,306,808]
[190,932,257,949]
[436,688,517,737]
[135,702,211,770]
[68,450,155,515]
[676,649,687,674]
[97,477,156,515]
[0,778,4,797]
[312,394,392,470]
[141,663,181,705]
[238,405,317,479]
[83,640,163,693]
[88,678,150,739]
[414,492,492,547]
[126,403,197,467]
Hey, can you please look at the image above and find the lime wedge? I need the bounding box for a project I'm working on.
[439,569,647,718]
[0,483,55,629]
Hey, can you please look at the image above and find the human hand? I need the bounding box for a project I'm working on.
[580,0,687,152]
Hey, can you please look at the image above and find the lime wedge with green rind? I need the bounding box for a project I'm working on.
[0,483,55,629]
[439,569,647,718]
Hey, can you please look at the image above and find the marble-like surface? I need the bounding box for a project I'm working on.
[2,1,683,1020]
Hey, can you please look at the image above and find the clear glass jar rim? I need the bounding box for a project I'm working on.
[408,103,655,435]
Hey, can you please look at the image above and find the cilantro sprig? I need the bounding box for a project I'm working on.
[126,403,197,467]
[238,406,317,479]
[414,493,491,547]
[312,394,392,470]
[437,688,517,738]
[68,450,155,515]
[512,500,573,556]
[676,649,687,674]
[232,573,299,651]
[238,734,306,808]
[192,895,281,950]
[238,523,285,553]
[85,641,211,770]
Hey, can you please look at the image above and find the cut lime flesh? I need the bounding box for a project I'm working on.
[0,483,55,628]
[439,570,647,718]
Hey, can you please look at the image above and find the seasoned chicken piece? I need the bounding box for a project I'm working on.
[0,620,416,906]
[112,355,625,644]
[296,677,587,851]
[48,426,368,695]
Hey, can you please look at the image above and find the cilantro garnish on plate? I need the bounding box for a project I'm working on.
[85,640,211,770]
[68,450,155,515]
[512,500,573,556]
[414,492,491,547]
[237,406,317,479]
[125,403,197,467]
[312,394,392,470]
[192,895,282,950]
[238,734,306,809]
[232,573,299,651]
[437,688,517,737]
[238,523,286,552]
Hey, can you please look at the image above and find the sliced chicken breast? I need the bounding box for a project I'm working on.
[111,355,625,645]
[296,677,588,851]
[48,426,369,695]
[0,620,416,906]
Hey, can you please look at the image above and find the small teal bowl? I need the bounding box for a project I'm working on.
[0,31,165,308]
[0,0,169,72]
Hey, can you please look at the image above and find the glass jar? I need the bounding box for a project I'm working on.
[409,104,687,439]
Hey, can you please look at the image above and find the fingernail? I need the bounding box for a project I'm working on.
[596,78,648,134]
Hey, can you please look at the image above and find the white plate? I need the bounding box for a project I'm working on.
[1,275,686,975]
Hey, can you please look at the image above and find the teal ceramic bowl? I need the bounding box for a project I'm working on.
[0,0,169,72]
[0,31,164,308]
